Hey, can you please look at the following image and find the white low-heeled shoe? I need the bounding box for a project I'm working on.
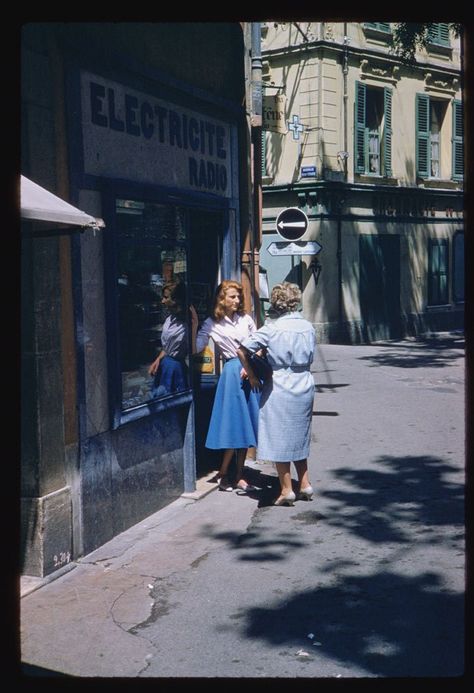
[298,485,314,501]
[274,491,296,506]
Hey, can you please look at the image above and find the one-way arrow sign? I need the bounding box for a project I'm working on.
[275,207,308,241]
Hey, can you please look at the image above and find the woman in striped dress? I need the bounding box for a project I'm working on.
[192,280,260,492]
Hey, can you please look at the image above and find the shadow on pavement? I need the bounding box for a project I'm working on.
[204,453,465,677]
[357,333,465,369]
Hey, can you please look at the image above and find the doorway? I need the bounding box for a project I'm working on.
[188,208,223,476]
[360,234,401,341]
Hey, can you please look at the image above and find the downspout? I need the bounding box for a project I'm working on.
[244,21,262,322]
[337,24,349,340]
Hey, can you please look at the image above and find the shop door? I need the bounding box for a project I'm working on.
[188,209,223,476]
[359,234,401,341]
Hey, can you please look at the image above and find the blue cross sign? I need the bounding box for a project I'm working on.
[288,114,304,140]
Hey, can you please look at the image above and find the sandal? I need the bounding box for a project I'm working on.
[236,480,260,493]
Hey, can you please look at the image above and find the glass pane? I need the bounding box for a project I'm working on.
[116,200,190,410]
[368,130,380,173]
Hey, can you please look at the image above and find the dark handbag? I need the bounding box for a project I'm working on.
[246,348,272,382]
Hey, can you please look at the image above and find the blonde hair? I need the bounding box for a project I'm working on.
[270,282,301,314]
[212,280,245,321]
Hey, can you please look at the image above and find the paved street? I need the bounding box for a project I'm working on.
[19,334,466,679]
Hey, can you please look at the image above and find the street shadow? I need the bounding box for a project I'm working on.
[322,455,464,544]
[358,334,465,369]
[206,454,465,676]
[242,569,464,677]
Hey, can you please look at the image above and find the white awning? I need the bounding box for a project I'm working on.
[20,175,105,229]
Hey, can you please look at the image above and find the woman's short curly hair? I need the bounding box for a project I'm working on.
[270,282,301,314]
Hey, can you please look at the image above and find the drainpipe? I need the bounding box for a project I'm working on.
[342,25,349,183]
[243,22,262,322]
[337,25,349,340]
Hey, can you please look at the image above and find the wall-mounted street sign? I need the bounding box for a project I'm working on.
[276,207,308,241]
[301,166,317,178]
[267,240,322,256]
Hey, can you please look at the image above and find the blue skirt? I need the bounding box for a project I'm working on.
[205,357,260,450]
[151,355,189,398]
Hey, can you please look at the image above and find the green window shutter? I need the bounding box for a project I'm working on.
[452,100,463,180]
[365,22,391,32]
[428,23,450,46]
[355,81,366,174]
[416,93,430,178]
[383,87,392,177]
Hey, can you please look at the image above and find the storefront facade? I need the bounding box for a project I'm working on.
[21,23,256,576]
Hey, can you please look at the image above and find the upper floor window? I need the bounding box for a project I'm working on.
[427,23,450,47]
[355,82,392,177]
[452,100,464,180]
[416,95,463,181]
[364,22,391,33]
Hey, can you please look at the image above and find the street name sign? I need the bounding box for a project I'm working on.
[267,240,322,256]
[276,207,309,241]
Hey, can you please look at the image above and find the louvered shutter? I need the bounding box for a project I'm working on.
[383,87,392,177]
[428,23,450,46]
[452,100,463,180]
[416,94,430,178]
[355,82,366,174]
[365,22,391,32]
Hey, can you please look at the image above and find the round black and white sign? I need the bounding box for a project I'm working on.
[275,207,309,241]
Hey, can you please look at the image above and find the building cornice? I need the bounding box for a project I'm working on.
[262,180,463,200]
[262,39,461,80]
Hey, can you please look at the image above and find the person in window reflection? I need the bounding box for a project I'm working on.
[192,280,260,493]
[237,282,316,507]
[148,281,190,397]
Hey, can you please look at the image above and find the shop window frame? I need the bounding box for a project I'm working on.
[102,181,230,429]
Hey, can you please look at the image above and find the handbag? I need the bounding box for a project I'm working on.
[245,348,272,382]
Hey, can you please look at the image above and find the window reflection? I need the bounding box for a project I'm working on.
[115,200,190,410]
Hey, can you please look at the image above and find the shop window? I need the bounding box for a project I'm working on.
[428,239,449,306]
[115,200,191,411]
[452,231,464,303]
[355,82,392,177]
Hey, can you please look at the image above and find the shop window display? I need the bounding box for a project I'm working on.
[115,199,190,410]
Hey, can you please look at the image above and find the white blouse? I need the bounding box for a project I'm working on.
[161,315,188,359]
[196,313,256,360]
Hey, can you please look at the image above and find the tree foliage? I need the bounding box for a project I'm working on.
[390,22,462,63]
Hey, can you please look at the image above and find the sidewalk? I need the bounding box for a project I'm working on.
[19,334,466,679]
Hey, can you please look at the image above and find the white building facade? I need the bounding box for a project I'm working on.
[260,22,464,342]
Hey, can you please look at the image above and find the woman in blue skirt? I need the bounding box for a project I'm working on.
[148,281,190,397]
[192,280,260,492]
